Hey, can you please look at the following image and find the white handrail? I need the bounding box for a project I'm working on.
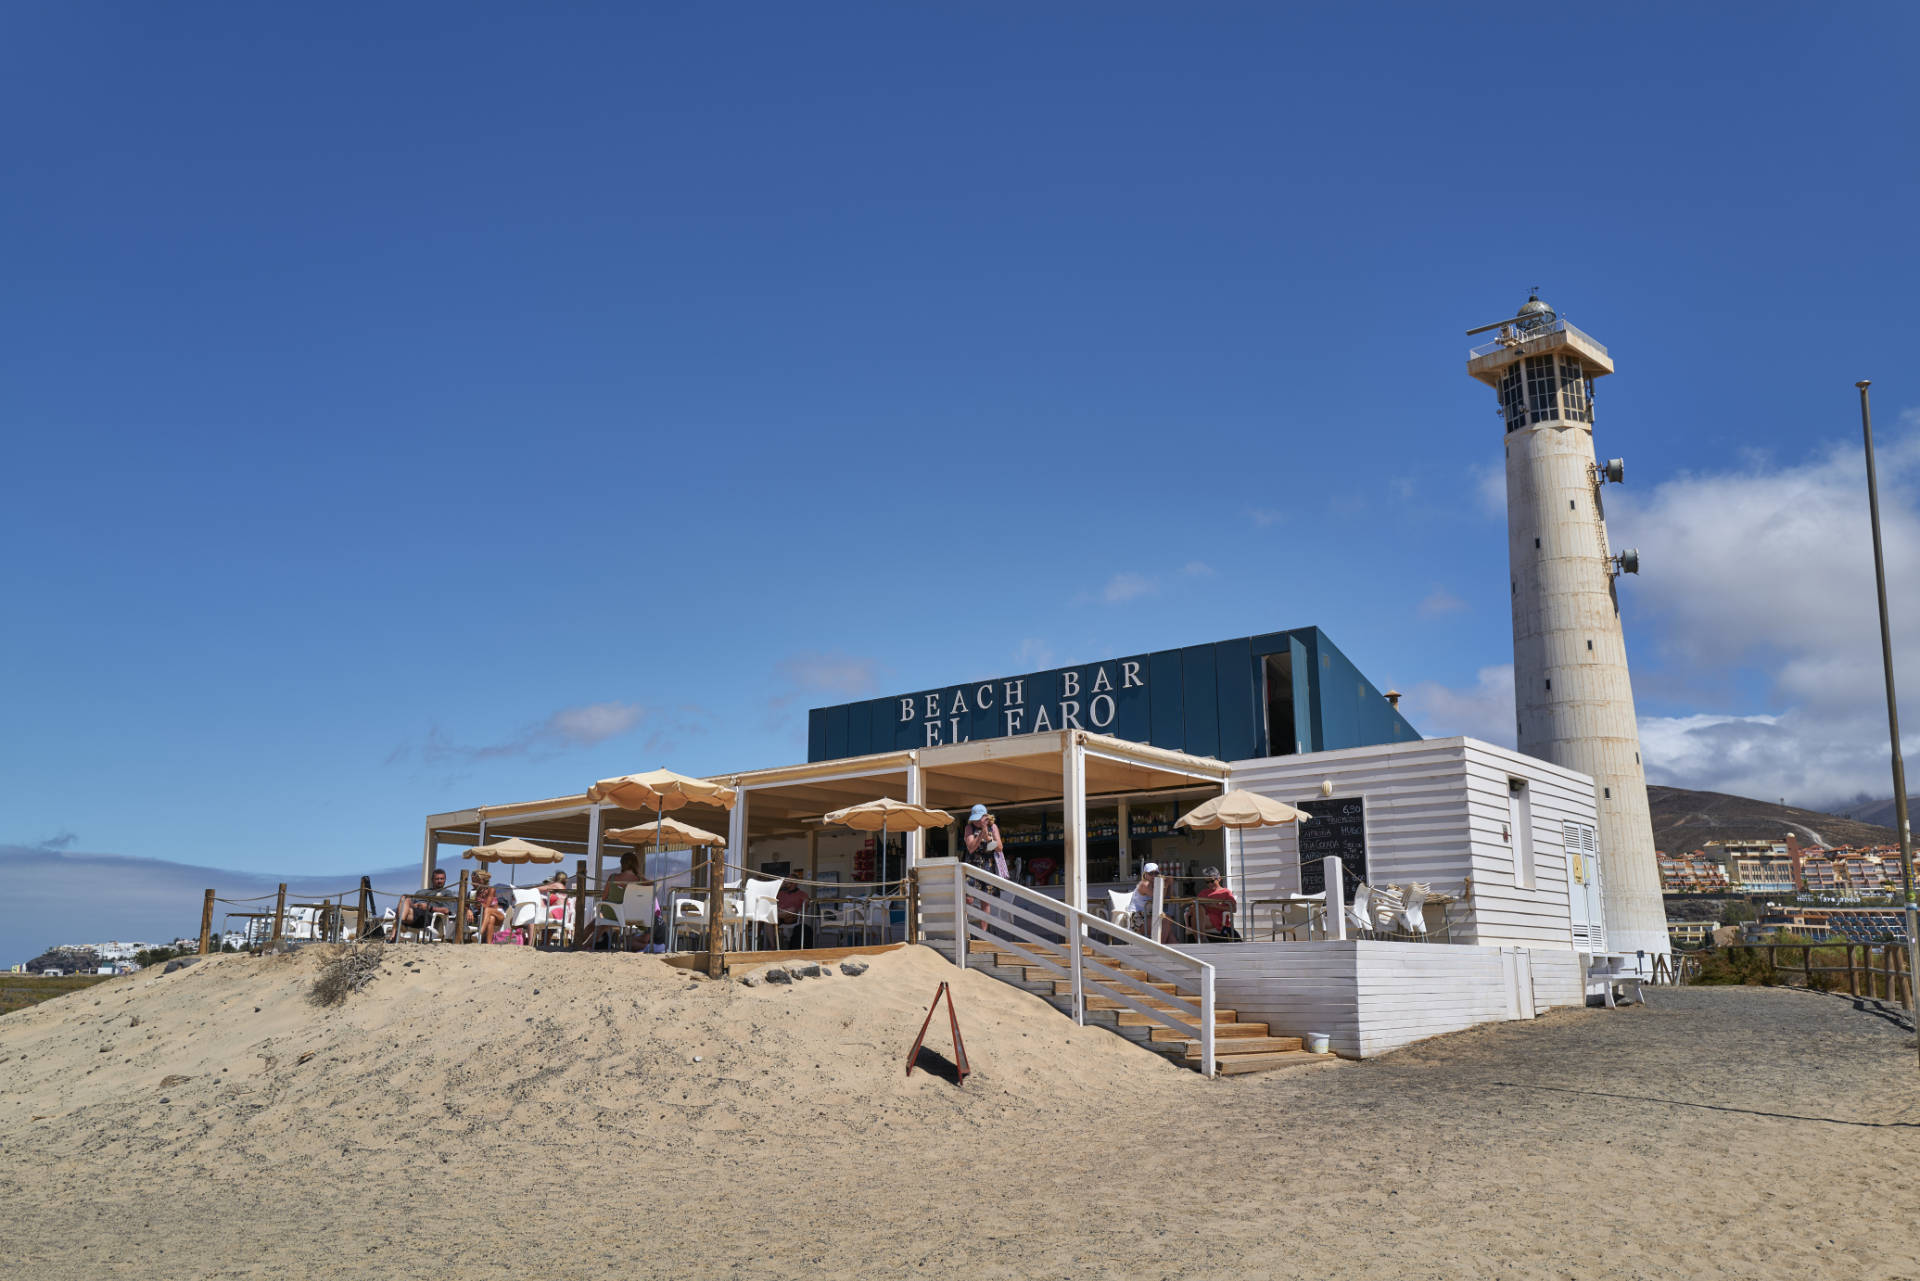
[952,862,1216,1077]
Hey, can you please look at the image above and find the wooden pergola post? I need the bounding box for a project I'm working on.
[705,843,724,979]
[586,803,604,913]
[573,859,589,950]
[269,883,288,946]
[455,869,471,944]
[198,889,215,956]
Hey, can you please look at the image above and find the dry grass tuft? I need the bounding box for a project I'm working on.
[309,942,385,1007]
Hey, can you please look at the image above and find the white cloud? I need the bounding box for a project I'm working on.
[1389,418,1920,809]
[403,699,646,766]
[1102,572,1156,603]
[1472,462,1506,518]
[545,702,646,746]
[1399,665,1516,747]
[1248,508,1285,528]
[1182,560,1217,578]
[1417,588,1468,618]
[1605,420,1920,806]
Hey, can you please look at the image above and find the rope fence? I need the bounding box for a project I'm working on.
[194,858,925,962]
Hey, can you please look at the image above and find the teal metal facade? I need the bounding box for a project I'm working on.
[807,626,1419,763]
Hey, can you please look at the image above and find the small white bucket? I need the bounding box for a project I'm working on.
[1304,1033,1331,1055]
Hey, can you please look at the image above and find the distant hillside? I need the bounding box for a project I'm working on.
[1647,785,1899,854]
[1833,794,1918,830]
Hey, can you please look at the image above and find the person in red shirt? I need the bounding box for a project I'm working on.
[1196,866,1238,942]
[776,879,811,949]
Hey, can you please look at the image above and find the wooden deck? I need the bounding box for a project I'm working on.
[661,943,904,972]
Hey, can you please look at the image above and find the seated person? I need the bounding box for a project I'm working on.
[1196,866,1238,942]
[536,871,571,920]
[389,868,449,942]
[586,852,650,950]
[1128,863,1161,939]
[472,870,505,942]
[776,879,811,949]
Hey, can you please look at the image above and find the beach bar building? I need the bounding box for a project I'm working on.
[422,627,1619,1068]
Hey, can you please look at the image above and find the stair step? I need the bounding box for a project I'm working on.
[1115,1007,1238,1025]
[1209,1051,1338,1076]
[1086,994,1197,1014]
[1150,1022,1274,1042]
[1183,1036,1306,1057]
[1050,978,1177,996]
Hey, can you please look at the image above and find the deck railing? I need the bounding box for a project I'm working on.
[920,859,1217,1077]
[1469,318,1610,360]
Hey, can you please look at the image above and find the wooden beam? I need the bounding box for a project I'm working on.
[199,890,215,956]
[662,942,902,971]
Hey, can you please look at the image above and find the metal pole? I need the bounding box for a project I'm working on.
[1857,380,1920,1056]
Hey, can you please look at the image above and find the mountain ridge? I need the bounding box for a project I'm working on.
[1647,785,1899,855]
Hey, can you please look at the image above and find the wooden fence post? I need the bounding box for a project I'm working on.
[573,859,589,950]
[355,879,370,944]
[907,868,920,945]
[705,844,723,979]
[455,870,471,944]
[269,883,288,946]
[199,889,215,955]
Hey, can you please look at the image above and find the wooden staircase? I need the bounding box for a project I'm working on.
[963,940,1336,1077]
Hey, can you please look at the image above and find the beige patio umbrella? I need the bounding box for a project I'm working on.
[589,768,740,881]
[605,817,728,852]
[1175,790,1310,830]
[821,798,954,887]
[1177,789,1311,936]
[465,836,567,886]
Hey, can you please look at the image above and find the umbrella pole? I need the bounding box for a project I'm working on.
[879,822,888,945]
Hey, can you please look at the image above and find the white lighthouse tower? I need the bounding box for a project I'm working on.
[1467,294,1668,969]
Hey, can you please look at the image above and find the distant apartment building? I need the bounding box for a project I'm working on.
[1795,851,1895,899]
[1701,840,1795,894]
[1754,907,1910,943]
[1799,858,1843,896]
[1666,919,1718,948]
[1658,851,1730,894]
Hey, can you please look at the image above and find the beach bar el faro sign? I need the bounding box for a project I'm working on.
[899,659,1145,746]
[810,654,1156,762]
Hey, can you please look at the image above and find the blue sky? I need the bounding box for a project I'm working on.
[4,3,1918,924]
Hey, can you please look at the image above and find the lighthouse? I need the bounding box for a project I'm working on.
[1466,294,1668,969]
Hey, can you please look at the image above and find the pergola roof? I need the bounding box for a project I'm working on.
[424,731,1228,852]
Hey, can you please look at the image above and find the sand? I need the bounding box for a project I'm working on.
[1,943,1916,1280]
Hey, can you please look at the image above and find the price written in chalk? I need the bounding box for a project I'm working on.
[1298,796,1367,894]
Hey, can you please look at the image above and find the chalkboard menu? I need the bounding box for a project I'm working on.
[1297,796,1367,895]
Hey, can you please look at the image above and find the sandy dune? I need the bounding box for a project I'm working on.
[1,943,1916,1279]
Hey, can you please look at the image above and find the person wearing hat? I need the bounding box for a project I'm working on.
[960,804,1008,935]
[960,804,1008,880]
[1196,866,1239,942]
[1128,862,1162,938]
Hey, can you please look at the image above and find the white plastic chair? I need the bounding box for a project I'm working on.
[725,877,782,950]
[381,905,442,944]
[1369,883,1405,936]
[1396,884,1430,939]
[1105,890,1132,926]
[669,892,710,951]
[504,888,546,944]
[1344,883,1374,939]
[816,898,867,947]
[592,895,651,949]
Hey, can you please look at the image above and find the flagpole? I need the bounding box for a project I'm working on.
[1856,380,1919,1063]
